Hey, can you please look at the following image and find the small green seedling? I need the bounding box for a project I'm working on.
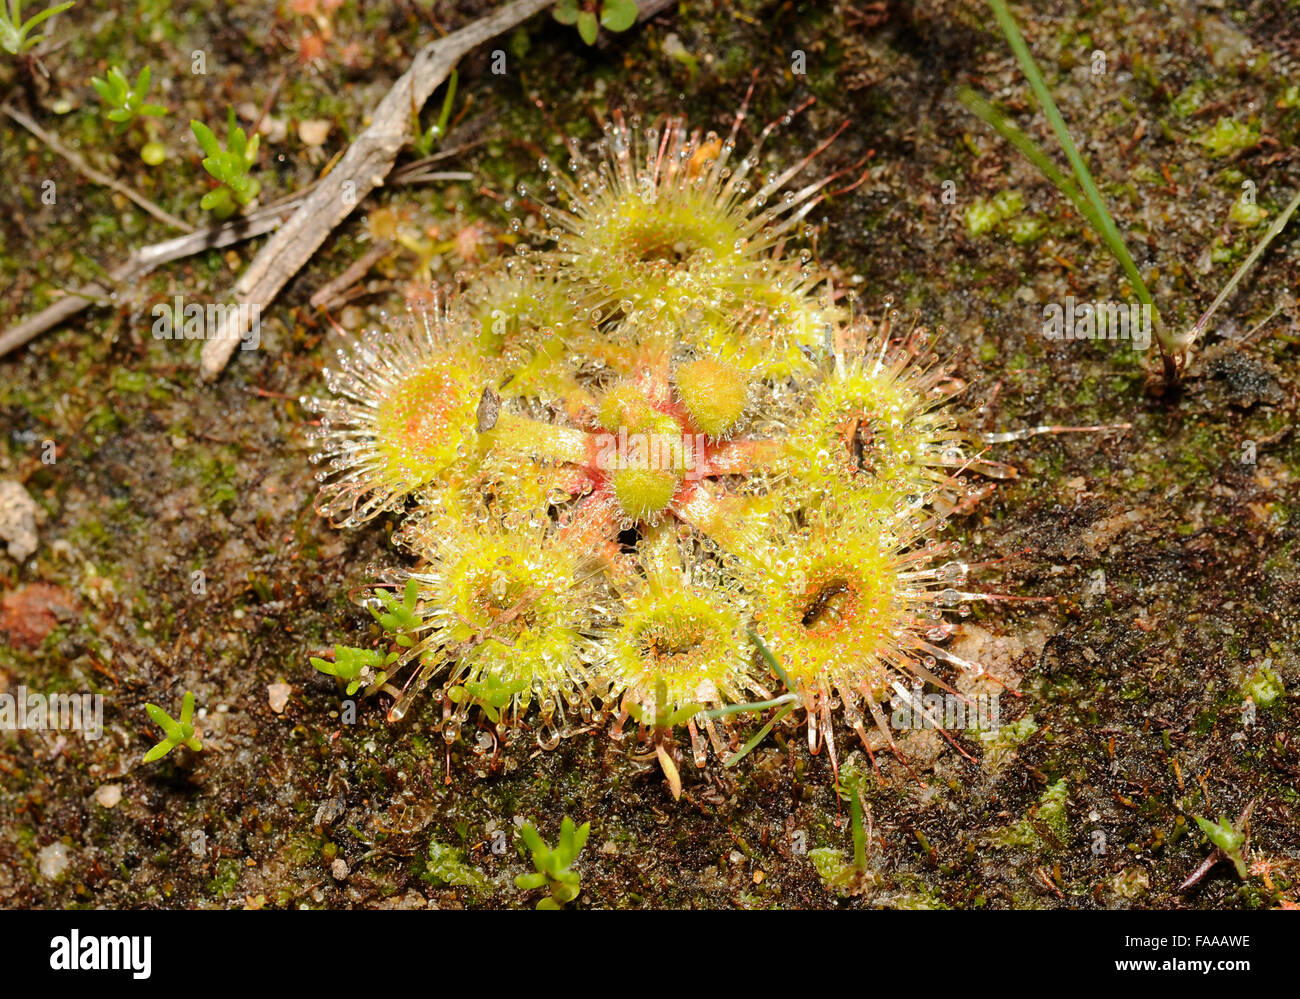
[1181,799,1256,890]
[625,677,703,731]
[837,760,871,876]
[809,758,877,896]
[515,816,589,909]
[0,0,74,56]
[447,673,530,724]
[626,677,703,799]
[1195,815,1249,878]
[412,68,457,159]
[369,577,421,647]
[143,691,202,762]
[191,107,261,217]
[553,0,637,46]
[91,65,167,124]
[310,645,391,696]
[310,581,423,694]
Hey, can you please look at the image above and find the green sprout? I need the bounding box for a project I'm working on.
[553,0,637,46]
[310,581,423,695]
[515,817,589,909]
[412,68,457,159]
[839,761,870,876]
[625,677,704,799]
[625,676,702,731]
[191,107,261,217]
[92,64,168,163]
[808,756,875,894]
[0,0,74,56]
[310,645,391,696]
[1194,815,1249,878]
[447,673,530,724]
[368,577,421,647]
[142,691,202,763]
[91,65,167,124]
[1181,800,1256,890]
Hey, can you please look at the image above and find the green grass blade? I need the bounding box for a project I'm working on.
[747,629,795,692]
[723,703,795,768]
[986,0,1153,308]
[702,694,798,720]
[436,68,458,136]
[1185,185,1300,349]
[956,87,1101,236]
[850,786,867,873]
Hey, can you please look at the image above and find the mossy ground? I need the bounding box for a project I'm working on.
[1,0,1297,909]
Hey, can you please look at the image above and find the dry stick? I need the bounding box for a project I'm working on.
[0,203,299,358]
[198,0,555,381]
[635,0,677,19]
[2,102,194,233]
[0,148,478,359]
[308,240,392,310]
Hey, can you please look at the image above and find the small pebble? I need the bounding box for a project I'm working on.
[0,480,39,560]
[94,784,123,809]
[37,842,70,881]
[298,119,331,147]
[268,683,292,714]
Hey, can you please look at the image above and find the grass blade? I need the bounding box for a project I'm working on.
[723,703,795,768]
[1183,185,1300,351]
[985,1,1147,302]
[702,694,798,720]
[982,0,1175,364]
[748,628,795,692]
[957,87,1100,236]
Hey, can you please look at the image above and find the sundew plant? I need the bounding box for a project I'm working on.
[306,104,1009,784]
[4,0,1299,924]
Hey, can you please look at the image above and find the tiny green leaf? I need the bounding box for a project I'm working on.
[1195,815,1244,855]
[142,742,171,764]
[515,871,546,890]
[142,691,203,764]
[520,824,545,855]
[144,703,171,728]
[516,818,588,908]
[191,120,220,157]
[600,0,638,33]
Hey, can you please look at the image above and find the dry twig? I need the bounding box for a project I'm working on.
[0,147,477,359]
[0,202,296,358]
[198,0,555,380]
[2,102,194,233]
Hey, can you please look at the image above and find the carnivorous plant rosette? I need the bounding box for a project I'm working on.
[306,104,1012,790]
